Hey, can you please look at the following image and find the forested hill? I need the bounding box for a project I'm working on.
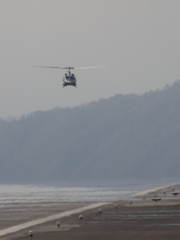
[1,81,180,183]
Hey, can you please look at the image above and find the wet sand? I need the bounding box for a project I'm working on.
[2,183,180,240]
[0,202,90,230]
[0,202,108,238]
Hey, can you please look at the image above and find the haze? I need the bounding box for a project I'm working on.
[0,0,180,118]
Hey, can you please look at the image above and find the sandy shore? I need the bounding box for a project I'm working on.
[134,182,180,197]
[2,182,180,240]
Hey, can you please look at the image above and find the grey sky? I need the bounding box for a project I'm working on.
[0,0,180,118]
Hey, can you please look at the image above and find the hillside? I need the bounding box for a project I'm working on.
[0,81,180,183]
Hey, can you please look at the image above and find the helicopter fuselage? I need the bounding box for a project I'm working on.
[63,71,76,87]
[34,65,105,88]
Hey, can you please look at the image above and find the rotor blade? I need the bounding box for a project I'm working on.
[33,65,106,70]
[74,66,107,70]
[33,66,65,69]
[63,67,74,70]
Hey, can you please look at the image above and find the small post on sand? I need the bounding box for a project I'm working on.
[98,208,102,219]
[114,203,118,212]
[29,230,33,237]
[79,214,84,221]
[56,220,61,228]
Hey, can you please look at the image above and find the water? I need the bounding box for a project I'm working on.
[0,184,134,205]
[0,180,179,232]
[0,179,177,205]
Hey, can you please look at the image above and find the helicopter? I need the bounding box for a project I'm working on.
[33,65,105,87]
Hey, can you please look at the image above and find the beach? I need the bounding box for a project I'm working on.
[1,182,180,240]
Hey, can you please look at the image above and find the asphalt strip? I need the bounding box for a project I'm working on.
[0,202,109,237]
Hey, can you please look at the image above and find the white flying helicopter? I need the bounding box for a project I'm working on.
[33,65,106,87]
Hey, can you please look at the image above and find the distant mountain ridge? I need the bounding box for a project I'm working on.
[0,81,180,183]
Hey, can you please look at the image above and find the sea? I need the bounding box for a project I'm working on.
[0,178,178,205]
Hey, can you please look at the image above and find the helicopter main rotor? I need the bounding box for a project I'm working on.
[33,66,106,71]
[33,65,106,87]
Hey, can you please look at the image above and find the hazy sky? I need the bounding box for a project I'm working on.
[0,0,180,118]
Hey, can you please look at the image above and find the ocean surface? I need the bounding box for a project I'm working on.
[0,184,134,205]
[0,179,177,205]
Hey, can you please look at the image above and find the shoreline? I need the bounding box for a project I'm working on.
[134,182,180,197]
[1,182,180,240]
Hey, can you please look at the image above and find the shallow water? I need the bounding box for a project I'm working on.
[0,179,177,205]
[0,179,179,233]
[0,184,134,205]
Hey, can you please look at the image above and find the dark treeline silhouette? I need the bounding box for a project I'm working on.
[0,81,180,183]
